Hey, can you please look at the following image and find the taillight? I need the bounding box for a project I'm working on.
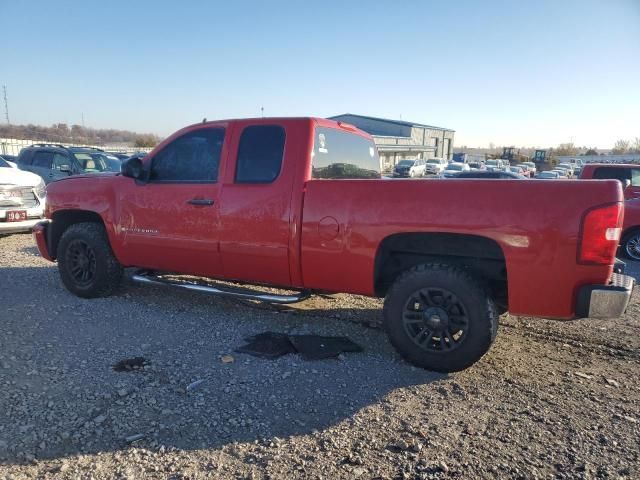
[578,202,623,265]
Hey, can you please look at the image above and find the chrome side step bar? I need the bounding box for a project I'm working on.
[131,271,312,304]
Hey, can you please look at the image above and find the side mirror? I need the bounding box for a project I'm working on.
[59,164,71,174]
[121,156,145,180]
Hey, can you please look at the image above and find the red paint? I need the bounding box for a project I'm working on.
[38,117,624,320]
[580,163,640,200]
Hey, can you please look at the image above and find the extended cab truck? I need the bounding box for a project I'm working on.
[32,117,635,372]
[580,163,640,200]
[580,164,640,260]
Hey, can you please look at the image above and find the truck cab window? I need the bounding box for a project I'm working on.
[235,125,285,183]
[312,126,381,179]
[150,128,224,183]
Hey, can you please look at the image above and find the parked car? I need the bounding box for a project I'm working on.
[551,169,568,179]
[0,154,17,168]
[454,170,525,179]
[521,162,537,175]
[556,163,575,178]
[424,157,448,175]
[484,159,506,171]
[393,159,426,178]
[508,166,529,177]
[32,116,634,373]
[16,144,122,184]
[0,155,46,234]
[535,171,561,179]
[580,164,640,199]
[467,161,485,170]
[441,162,471,178]
[105,151,133,160]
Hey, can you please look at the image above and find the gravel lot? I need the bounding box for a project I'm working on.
[1,232,639,479]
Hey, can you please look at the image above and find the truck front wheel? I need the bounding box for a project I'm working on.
[57,222,123,298]
[383,263,498,372]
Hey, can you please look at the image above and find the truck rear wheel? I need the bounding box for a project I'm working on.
[57,222,123,298]
[383,263,498,372]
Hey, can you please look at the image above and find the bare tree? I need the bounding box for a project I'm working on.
[612,139,630,154]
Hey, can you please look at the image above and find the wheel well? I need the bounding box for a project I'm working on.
[622,226,640,240]
[374,233,508,308]
[49,210,105,259]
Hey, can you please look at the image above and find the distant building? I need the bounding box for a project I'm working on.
[328,113,455,171]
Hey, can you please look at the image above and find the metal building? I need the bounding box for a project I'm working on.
[328,113,455,171]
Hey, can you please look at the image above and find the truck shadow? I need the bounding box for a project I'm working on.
[0,267,443,465]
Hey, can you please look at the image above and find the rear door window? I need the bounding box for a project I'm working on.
[235,125,286,183]
[31,151,54,169]
[312,127,380,179]
[592,167,631,183]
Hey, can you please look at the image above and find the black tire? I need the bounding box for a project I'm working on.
[621,229,640,261]
[57,222,123,298]
[383,263,498,372]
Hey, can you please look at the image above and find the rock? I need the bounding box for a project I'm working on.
[221,355,235,364]
[118,389,129,397]
[93,415,107,425]
[574,372,593,380]
[439,461,449,473]
[352,467,366,477]
[282,372,292,379]
[126,433,145,443]
[605,378,620,388]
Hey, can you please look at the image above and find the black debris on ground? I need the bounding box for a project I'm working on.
[289,335,363,360]
[235,332,297,359]
[236,332,363,360]
[112,357,148,372]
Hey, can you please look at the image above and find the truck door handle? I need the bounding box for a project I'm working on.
[187,198,215,206]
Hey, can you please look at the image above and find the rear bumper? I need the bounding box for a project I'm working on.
[32,220,54,261]
[575,273,635,319]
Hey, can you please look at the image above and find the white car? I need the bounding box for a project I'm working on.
[440,162,471,178]
[393,159,427,178]
[521,162,537,175]
[0,155,47,234]
[425,158,448,175]
[556,163,575,178]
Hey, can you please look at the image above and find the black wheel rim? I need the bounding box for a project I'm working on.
[626,235,640,261]
[402,287,469,353]
[66,239,97,287]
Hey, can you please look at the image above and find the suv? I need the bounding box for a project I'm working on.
[393,159,426,178]
[424,157,447,175]
[16,144,122,184]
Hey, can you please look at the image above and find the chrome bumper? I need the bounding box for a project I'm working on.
[576,273,635,319]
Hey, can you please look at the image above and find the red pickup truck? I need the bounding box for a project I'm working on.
[580,164,640,259]
[32,118,634,372]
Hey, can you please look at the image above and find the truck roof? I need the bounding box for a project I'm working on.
[179,116,373,140]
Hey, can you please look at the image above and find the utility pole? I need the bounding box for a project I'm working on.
[261,106,264,118]
[2,85,9,124]
[81,112,85,128]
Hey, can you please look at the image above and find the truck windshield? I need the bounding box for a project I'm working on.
[427,159,441,164]
[312,126,380,179]
[397,160,414,167]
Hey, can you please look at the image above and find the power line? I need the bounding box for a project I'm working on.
[2,85,9,124]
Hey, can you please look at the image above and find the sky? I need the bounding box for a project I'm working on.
[1,0,639,148]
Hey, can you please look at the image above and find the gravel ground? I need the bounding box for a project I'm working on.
[1,232,639,479]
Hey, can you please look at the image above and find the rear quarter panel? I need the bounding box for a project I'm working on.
[301,178,622,319]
